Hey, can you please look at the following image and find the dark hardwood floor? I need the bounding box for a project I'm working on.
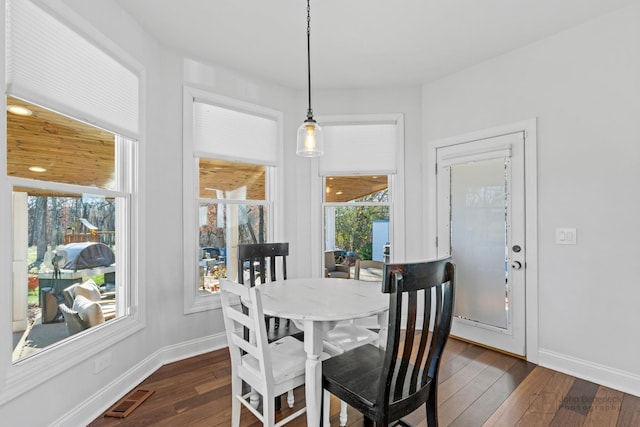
[89,338,640,426]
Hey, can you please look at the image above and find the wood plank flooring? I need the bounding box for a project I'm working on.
[89,338,640,426]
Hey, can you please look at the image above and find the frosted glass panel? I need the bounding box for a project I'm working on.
[450,158,508,329]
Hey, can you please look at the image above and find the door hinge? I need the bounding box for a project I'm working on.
[435,236,438,247]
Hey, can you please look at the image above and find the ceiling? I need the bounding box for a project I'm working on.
[115,0,637,90]
[6,97,115,197]
[6,97,383,202]
[10,0,636,200]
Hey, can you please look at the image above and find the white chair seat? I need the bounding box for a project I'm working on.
[241,336,307,383]
[323,322,378,355]
[353,316,380,329]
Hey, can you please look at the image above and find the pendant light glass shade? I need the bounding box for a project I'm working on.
[296,0,323,157]
[296,118,324,157]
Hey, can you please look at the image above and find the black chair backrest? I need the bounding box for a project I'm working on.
[237,243,289,286]
[379,258,455,422]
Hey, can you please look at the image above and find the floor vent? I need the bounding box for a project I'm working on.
[104,388,155,418]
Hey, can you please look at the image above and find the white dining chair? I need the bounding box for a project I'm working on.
[352,259,385,329]
[220,278,309,427]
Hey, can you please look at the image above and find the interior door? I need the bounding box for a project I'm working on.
[436,132,526,356]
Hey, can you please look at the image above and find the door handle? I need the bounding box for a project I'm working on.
[511,261,522,270]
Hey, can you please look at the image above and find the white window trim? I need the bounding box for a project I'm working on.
[182,86,283,314]
[310,113,405,277]
[2,107,145,407]
[0,0,145,405]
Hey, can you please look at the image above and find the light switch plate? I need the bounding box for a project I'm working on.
[556,228,577,244]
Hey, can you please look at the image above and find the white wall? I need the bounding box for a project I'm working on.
[422,2,640,395]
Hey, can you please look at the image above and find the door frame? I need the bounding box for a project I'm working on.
[423,119,538,363]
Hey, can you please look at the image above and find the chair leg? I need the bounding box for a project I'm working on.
[287,389,295,408]
[340,400,348,426]
[425,390,438,427]
[323,390,331,427]
[264,393,276,427]
[250,389,260,409]
[231,375,242,427]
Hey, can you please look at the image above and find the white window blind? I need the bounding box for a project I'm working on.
[193,101,278,165]
[318,123,397,176]
[6,0,139,139]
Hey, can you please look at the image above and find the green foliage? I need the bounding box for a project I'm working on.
[358,243,372,260]
[333,190,389,254]
[28,289,39,305]
[90,274,105,286]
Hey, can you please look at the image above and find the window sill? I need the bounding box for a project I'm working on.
[184,291,222,314]
[1,314,144,406]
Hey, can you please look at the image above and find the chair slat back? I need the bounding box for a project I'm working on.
[220,279,273,385]
[238,243,289,286]
[378,258,455,422]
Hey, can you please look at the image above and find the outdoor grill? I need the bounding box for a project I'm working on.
[38,242,116,323]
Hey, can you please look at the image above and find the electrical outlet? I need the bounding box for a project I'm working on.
[94,352,111,374]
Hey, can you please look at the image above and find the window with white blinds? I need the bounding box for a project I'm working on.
[5,0,139,139]
[184,88,281,312]
[318,122,398,176]
[4,0,141,388]
[194,101,278,165]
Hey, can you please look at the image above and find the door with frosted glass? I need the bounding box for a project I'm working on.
[436,132,526,356]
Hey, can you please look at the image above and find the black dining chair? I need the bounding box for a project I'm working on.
[237,242,291,334]
[322,258,455,426]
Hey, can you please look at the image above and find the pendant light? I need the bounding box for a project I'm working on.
[296,0,324,157]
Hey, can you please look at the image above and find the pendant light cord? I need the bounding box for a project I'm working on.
[306,0,313,119]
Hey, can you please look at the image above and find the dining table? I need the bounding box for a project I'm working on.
[257,277,389,427]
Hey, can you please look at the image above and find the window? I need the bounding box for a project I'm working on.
[8,98,135,361]
[197,159,270,293]
[316,115,405,271]
[4,0,140,387]
[183,87,282,313]
[324,175,390,263]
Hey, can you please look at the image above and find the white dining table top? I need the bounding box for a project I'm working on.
[257,277,388,322]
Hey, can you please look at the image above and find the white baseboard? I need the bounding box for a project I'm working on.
[52,332,228,427]
[538,348,640,397]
